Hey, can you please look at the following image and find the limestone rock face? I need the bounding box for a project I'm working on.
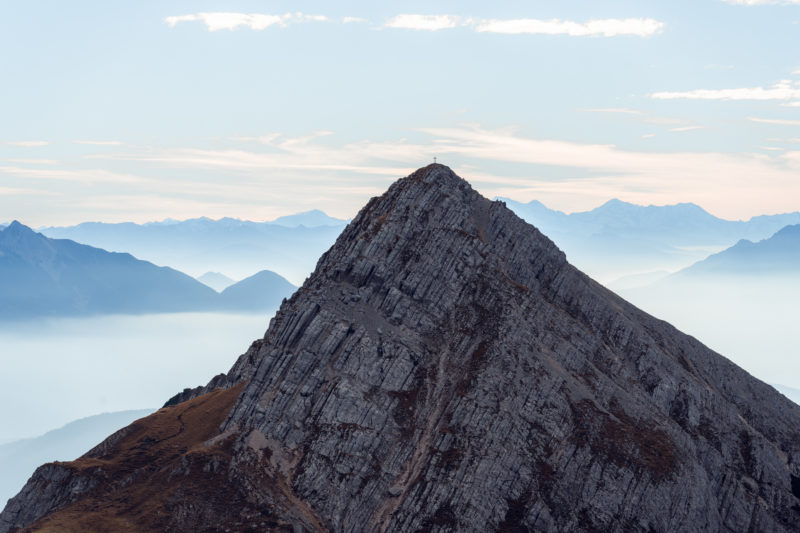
[3,165,800,532]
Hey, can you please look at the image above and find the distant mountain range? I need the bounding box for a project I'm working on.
[0,409,154,509]
[672,224,800,278]
[40,212,348,285]
[615,223,800,389]
[618,223,800,290]
[502,198,800,282]
[35,202,800,285]
[0,222,295,318]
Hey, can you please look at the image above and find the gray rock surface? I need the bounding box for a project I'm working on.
[3,164,800,532]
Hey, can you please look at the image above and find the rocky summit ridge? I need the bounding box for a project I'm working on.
[3,165,800,532]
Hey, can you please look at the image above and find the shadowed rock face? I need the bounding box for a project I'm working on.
[4,165,800,532]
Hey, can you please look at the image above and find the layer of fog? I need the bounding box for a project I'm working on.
[2,281,797,446]
[619,278,800,393]
[0,409,154,508]
[0,312,273,444]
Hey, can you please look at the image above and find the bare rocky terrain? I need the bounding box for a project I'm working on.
[3,164,800,532]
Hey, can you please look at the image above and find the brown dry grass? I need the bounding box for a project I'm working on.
[25,384,246,533]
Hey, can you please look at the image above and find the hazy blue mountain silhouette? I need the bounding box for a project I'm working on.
[197,271,236,292]
[0,409,154,509]
[616,224,800,387]
[673,224,800,277]
[271,209,348,228]
[40,214,347,285]
[219,270,296,311]
[0,222,295,318]
[501,198,800,281]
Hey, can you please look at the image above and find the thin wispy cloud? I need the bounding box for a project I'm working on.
[0,158,59,165]
[5,141,49,147]
[720,0,800,5]
[580,108,643,115]
[81,125,800,219]
[385,14,461,31]
[0,186,57,197]
[166,11,664,37]
[73,140,124,146]
[580,108,697,130]
[669,126,705,132]
[474,18,664,37]
[384,15,664,37]
[417,125,800,217]
[748,116,800,126]
[652,80,800,101]
[0,166,146,184]
[165,12,327,32]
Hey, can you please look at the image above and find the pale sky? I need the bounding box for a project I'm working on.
[2,0,800,225]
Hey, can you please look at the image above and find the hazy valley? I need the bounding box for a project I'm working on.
[2,187,799,525]
[4,166,799,532]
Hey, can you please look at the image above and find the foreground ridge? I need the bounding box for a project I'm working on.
[4,165,800,532]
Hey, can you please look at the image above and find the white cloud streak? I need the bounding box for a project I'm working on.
[165,12,663,37]
[383,15,664,37]
[418,126,800,217]
[581,108,643,115]
[0,166,146,184]
[748,116,800,126]
[669,126,705,132]
[79,125,800,219]
[652,80,800,101]
[385,14,461,31]
[720,0,800,5]
[0,186,58,196]
[0,158,59,165]
[165,12,326,31]
[5,141,49,147]
[73,140,124,146]
[474,18,664,37]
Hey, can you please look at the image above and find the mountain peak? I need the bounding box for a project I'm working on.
[3,220,34,235]
[313,164,565,299]
[404,163,470,190]
[601,197,628,206]
[5,166,800,532]
[270,209,348,228]
[773,223,800,239]
[0,221,44,248]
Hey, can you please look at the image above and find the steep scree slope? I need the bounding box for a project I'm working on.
[3,165,800,532]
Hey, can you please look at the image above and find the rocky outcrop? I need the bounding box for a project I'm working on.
[4,165,800,532]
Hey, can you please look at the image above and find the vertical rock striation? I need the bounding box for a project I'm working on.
[4,165,800,532]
